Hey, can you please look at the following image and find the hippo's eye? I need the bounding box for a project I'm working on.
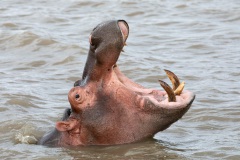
[75,94,80,99]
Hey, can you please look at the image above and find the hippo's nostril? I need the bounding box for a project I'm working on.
[75,94,80,99]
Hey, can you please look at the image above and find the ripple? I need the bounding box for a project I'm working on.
[187,44,211,49]
[175,4,188,9]
[69,1,105,8]
[0,31,58,49]
[2,22,18,28]
[36,38,57,46]
[53,56,76,65]
[126,11,145,17]
[5,98,39,109]
[0,107,8,112]
[27,60,46,67]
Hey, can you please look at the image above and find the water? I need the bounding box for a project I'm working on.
[0,0,240,159]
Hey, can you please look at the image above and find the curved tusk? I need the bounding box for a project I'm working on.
[159,80,176,102]
[164,69,180,91]
[174,81,185,95]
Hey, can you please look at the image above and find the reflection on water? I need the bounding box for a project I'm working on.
[0,0,240,159]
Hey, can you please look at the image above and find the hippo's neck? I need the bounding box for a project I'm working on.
[37,129,61,147]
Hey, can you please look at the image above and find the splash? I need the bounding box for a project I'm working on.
[15,124,38,144]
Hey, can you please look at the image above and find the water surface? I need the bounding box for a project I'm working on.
[0,0,240,159]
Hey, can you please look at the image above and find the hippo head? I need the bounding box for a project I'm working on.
[39,20,195,147]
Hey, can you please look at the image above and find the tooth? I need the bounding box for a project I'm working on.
[164,69,180,91]
[159,80,176,102]
[174,81,185,95]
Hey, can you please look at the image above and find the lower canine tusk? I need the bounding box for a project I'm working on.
[164,69,180,91]
[159,80,176,102]
[174,81,185,95]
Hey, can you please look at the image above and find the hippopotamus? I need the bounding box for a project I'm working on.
[38,20,195,147]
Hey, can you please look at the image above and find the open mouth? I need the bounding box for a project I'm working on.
[113,65,195,110]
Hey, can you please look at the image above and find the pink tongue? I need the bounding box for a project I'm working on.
[118,21,128,42]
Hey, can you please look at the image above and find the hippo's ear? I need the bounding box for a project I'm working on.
[56,120,76,132]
